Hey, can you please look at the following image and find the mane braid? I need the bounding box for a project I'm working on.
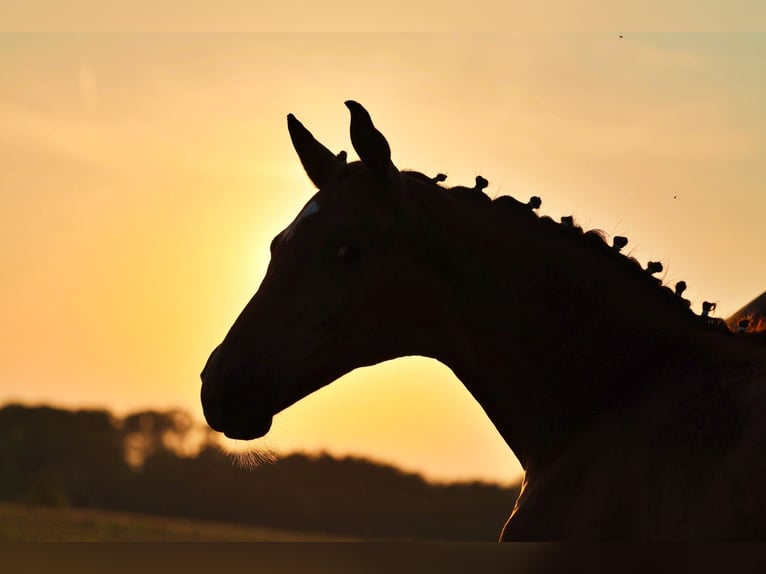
[402,170,735,335]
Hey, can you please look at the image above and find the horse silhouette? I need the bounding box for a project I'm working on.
[201,101,766,540]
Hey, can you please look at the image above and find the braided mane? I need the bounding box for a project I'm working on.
[401,169,759,338]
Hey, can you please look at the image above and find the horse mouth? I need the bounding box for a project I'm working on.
[201,344,336,442]
[201,375,277,441]
[215,376,324,440]
[206,401,275,441]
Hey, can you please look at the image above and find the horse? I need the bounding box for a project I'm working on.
[200,101,766,540]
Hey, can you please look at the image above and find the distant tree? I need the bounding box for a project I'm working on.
[121,409,194,467]
[129,448,519,540]
[0,404,131,507]
[0,403,520,540]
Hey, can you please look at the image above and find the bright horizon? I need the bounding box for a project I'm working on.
[2,33,765,485]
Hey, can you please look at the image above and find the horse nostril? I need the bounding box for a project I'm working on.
[201,344,225,431]
[201,383,224,432]
[201,344,221,382]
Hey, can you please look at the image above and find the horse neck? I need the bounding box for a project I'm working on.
[407,182,756,473]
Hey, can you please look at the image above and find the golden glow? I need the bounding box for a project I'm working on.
[2,34,766,485]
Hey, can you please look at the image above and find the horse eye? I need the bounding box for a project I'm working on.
[337,243,362,266]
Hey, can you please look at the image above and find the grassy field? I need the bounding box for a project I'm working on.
[0,501,356,541]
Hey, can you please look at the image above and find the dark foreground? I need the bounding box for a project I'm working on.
[3,542,765,574]
[0,501,351,541]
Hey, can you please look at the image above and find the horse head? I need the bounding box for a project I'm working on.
[200,102,446,440]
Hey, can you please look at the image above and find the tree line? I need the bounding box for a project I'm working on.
[0,403,519,540]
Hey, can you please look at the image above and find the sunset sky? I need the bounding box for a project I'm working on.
[1,33,765,485]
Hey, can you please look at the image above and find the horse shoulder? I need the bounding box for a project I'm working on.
[503,370,766,540]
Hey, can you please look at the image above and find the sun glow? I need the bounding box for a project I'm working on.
[2,33,765,485]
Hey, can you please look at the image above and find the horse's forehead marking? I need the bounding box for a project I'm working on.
[284,199,320,240]
[295,199,320,224]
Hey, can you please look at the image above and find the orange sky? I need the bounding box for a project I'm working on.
[1,33,765,485]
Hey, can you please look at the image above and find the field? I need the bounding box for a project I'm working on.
[0,502,355,541]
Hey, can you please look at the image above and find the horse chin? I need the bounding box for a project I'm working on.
[222,415,273,441]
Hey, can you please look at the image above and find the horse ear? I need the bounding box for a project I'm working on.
[287,113,344,189]
[345,100,398,181]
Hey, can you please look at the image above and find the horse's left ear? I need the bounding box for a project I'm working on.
[345,100,398,182]
[288,113,346,189]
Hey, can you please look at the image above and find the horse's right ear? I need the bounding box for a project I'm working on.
[287,113,345,189]
[345,100,398,182]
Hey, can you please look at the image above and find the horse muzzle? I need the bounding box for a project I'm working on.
[200,344,275,440]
